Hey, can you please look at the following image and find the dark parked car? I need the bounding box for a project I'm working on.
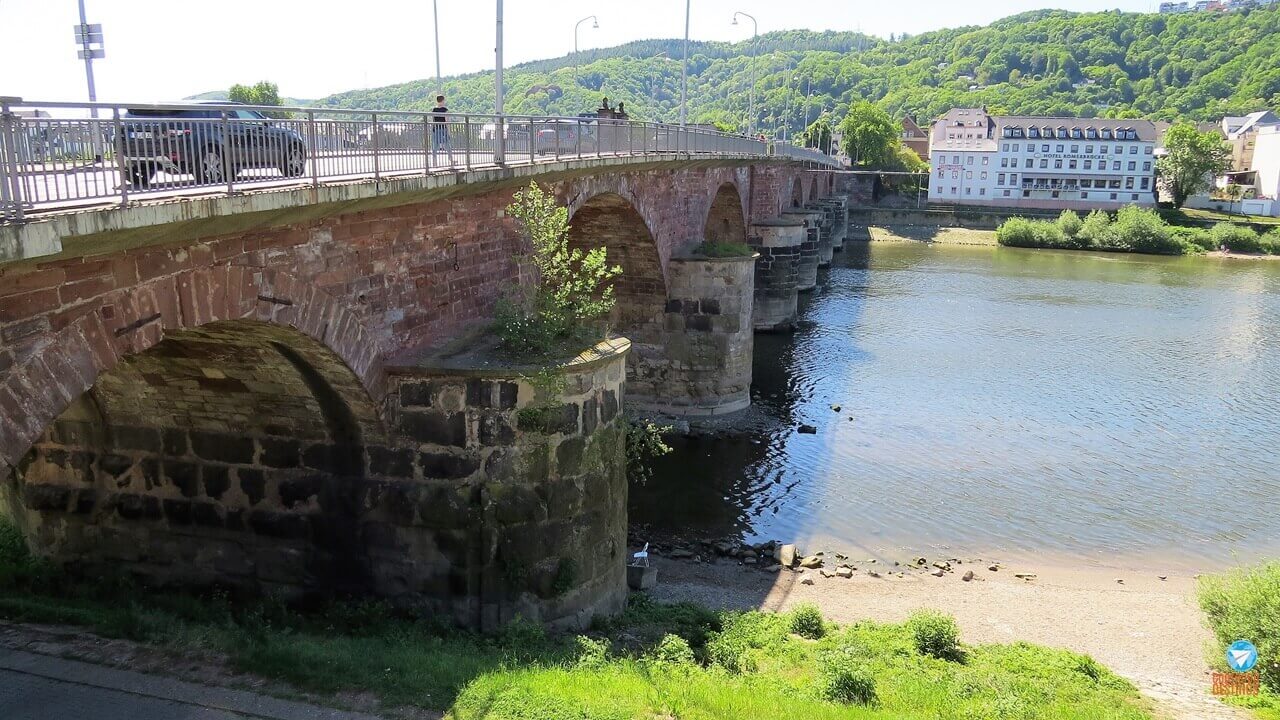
[121,102,307,187]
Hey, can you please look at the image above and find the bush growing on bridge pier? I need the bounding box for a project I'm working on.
[497,182,622,357]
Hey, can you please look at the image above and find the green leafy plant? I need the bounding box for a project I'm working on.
[574,635,610,668]
[624,418,672,485]
[1157,124,1232,208]
[1056,210,1083,239]
[1078,209,1114,245]
[1211,222,1262,253]
[648,633,697,666]
[1198,562,1280,692]
[497,182,622,358]
[906,609,961,660]
[789,603,826,640]
[819,649,878,705]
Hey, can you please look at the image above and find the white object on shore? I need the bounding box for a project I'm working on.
[633,543,649,568]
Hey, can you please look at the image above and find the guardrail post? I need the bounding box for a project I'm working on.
[495,116,505,165]
[371,113,380,182]
[423,115,431,174]
[113,107,128,208]
[464,115,472,171]
[220,111,234,196]
[307,110,319,188]
[0,98,25,222]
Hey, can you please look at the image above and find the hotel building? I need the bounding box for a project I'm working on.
[928,108,1159,210]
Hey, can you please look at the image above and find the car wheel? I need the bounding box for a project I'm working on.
[125,163,154,189]
[197,147,226,184]
[279,144,306,177]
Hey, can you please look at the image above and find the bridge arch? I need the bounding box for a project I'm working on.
[703,182,748,246]
[566,191,667,402]
[809,175,819,204]
[0,267,384,473]
[2,317,387,594]
[790,177,804,208]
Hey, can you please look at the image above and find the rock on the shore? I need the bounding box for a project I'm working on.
[798,424,818,434]
[835,567,854,578]
[930,568,946,577]
[799,555,824,569]
[776,544,798,568]
[962,570,975,582]
[801,577,815,585]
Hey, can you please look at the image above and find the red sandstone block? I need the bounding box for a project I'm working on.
[58,275,116,306]
[209,237,245,262]
[60,259,114,283]
[0,268,66,298]
[111,257,139,287]
[0,288,61,324]
[76,313,118,372]
[135,247,192,282]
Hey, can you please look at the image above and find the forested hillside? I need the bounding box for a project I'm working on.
[314,7,1280,134]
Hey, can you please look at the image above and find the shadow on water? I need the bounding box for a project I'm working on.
[630,242,875,550]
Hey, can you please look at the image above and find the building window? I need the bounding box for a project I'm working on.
[1110,193,1118,200]
[1004,190,1011,197]
[1040,159,1048,168]
[980,171,988,180]
[1102,129,1112,140]
[1023,190,1031,197]
[1145,146,1153,155]
[1085,145,1094,154]
[1081,179,1092,188]
[982,157,989,165]
[1143,162,1151,171]
[953,155,960,164]
[951,187,957,194]
[1025,159,1033,168]
[1001,158,1008,167]
[1071,145,1079,153]
[1069,160,1078,169]
[1002,143,1009,152]
[1109,179,1121,189]
[1052,191,1060,198]
[966,187,971,195]
[1071,129,1082,139]
[1130,145,1138,154]
[1125,177,1134,189]
[1131,193,1139,200]
[980,189,986,196]
[1084,160,1093,170]
[952,172,959,180]
[1042,144,1050,152]
[1112,161,1121,171]
[1087,128,1097,139]
[966,171,973,179]
[1056,144,1064,153]
[1128,161,1136,171]
[1054,159,1063,169]
[1012,143,1020,152]
[966,156,973,165]
[1141,177,1150,190]
[1081,192,1088,199]
[1010,174,1017,185]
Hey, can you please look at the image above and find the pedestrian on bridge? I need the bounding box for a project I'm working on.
[431,94,452,163]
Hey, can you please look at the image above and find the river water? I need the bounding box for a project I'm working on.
[631,242,1280,570]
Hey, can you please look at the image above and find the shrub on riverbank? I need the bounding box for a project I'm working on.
[1198,561,1280,692]
[0,517,1151,718]
[997,206,1197,255]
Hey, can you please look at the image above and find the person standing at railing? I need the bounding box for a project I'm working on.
[431,94,452,163]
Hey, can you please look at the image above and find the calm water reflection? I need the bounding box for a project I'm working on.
[631,243,1280,568]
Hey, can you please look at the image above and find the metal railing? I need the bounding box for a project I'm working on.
[0,98,841,220]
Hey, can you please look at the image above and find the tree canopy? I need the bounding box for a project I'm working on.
[840,102,900,168]
[1156,123,1232,207]
[313,7,1280,137]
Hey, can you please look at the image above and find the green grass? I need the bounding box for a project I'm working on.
[0,518,1152,718]
[1225,692,1280,720]
[691,240,755,258]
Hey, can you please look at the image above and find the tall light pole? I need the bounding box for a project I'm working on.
[732,11,757,137]
[73,0,103,119]
[433,0,442,91]
[679,0,690,127]
[495,0,505,163]
[574,15,599,54]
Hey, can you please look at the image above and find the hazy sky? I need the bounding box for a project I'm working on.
[2,0,1160,105]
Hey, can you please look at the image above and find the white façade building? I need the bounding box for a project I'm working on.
[928,108,1159,210]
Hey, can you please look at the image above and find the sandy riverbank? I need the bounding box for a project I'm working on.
[648,554,1245,720]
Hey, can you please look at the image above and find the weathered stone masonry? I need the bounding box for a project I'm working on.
[0,160,832,626]
[747,219,804,331]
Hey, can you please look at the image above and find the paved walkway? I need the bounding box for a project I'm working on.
[0,648,386,720]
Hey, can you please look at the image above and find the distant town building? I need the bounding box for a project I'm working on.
[1161,0,1274,11]
[1252,125,1280,208]
[928,108,1158,209]
[901,116,929,161]
[1221,110,1279,171]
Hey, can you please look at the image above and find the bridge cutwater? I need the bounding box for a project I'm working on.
[0,99,861,630]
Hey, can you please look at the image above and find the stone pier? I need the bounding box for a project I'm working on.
[818,196,849,251]
[803,205,836,267]
[645,254,757,415]
[747,218,804,331]
[782,208,824,288]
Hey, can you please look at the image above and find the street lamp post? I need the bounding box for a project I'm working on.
[495,0,505,163]
[679,0,690,128]
[433,0,442,91]
[731,11,757,137]
[574,15,599,54]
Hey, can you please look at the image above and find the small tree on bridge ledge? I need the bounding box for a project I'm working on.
[497,182,622,357]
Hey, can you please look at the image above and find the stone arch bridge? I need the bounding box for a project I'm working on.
[0,149,848,630]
